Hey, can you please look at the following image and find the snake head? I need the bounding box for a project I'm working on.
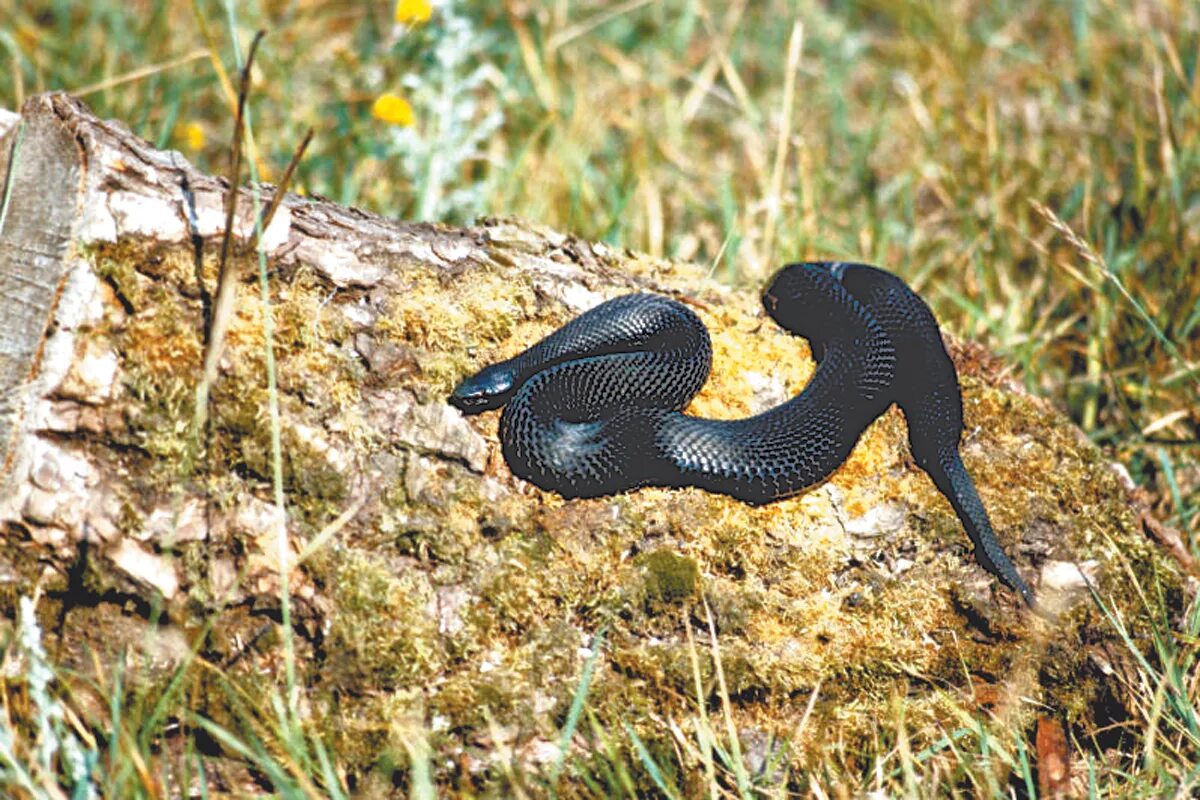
[450,363,517,414]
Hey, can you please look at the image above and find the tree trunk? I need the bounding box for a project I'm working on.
[0,93,1180,784]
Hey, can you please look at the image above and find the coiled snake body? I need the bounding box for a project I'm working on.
[451,262,1032,605]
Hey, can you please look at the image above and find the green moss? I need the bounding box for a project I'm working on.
[636,548,699,605]
[95,251,146,309]
[702,579,760,635]
[316,688,426,774]
[102,248,355,515]
[323,551,444,688]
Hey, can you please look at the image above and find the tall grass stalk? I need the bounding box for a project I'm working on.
[221,0,296,719]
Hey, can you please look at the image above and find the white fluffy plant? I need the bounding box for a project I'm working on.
[0,596,98,799]
[388,1,505,222]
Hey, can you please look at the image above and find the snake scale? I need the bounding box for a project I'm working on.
[451,262,1032,606]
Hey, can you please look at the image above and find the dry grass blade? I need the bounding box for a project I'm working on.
[72,49,210,97]
[508,8,556,112]
[684,615,720,799]
[682,1,748,122]
[296,492,365,565]
[546,0,658,53]
[702,596,750,795]
[1029,199,1104,271]
[762,19,803,264]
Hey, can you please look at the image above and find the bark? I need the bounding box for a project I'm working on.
[0,93,1181,785]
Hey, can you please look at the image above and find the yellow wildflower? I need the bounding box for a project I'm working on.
[179,122,206,151]
[372,93,415,126]
[394,0,433,24]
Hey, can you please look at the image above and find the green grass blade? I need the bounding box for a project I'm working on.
[550,624,607,786]
[624,721,681,800]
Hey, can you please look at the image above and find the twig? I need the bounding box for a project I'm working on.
[258,127,314,235]
[191,30,265,454]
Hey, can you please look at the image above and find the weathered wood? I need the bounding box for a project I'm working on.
[0,97,82,485]
[0,92,1181,784]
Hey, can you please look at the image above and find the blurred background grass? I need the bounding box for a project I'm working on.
[2,0,1199,794]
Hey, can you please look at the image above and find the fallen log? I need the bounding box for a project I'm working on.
[0,92,1178,788]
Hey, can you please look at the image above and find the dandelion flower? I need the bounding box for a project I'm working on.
[395,0,433,24]
[372,93,415,126]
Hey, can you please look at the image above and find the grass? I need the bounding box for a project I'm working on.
[1,0,1198,795]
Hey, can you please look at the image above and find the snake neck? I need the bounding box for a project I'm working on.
[451,293,711,414]
[493,295,713,498]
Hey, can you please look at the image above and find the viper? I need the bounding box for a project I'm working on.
[451,262,1033,606]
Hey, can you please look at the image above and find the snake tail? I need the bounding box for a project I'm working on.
[922,449,1034,607]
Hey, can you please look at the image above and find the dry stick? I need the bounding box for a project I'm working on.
[257,127,314,236]
[230,125,312,261]
[191,30,265,459]
[221,29,316,724]
[188,0,271,183]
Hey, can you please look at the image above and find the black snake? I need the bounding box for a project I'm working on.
[451,262,1032,605]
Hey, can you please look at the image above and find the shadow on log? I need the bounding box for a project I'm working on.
[0,93,1183,789]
